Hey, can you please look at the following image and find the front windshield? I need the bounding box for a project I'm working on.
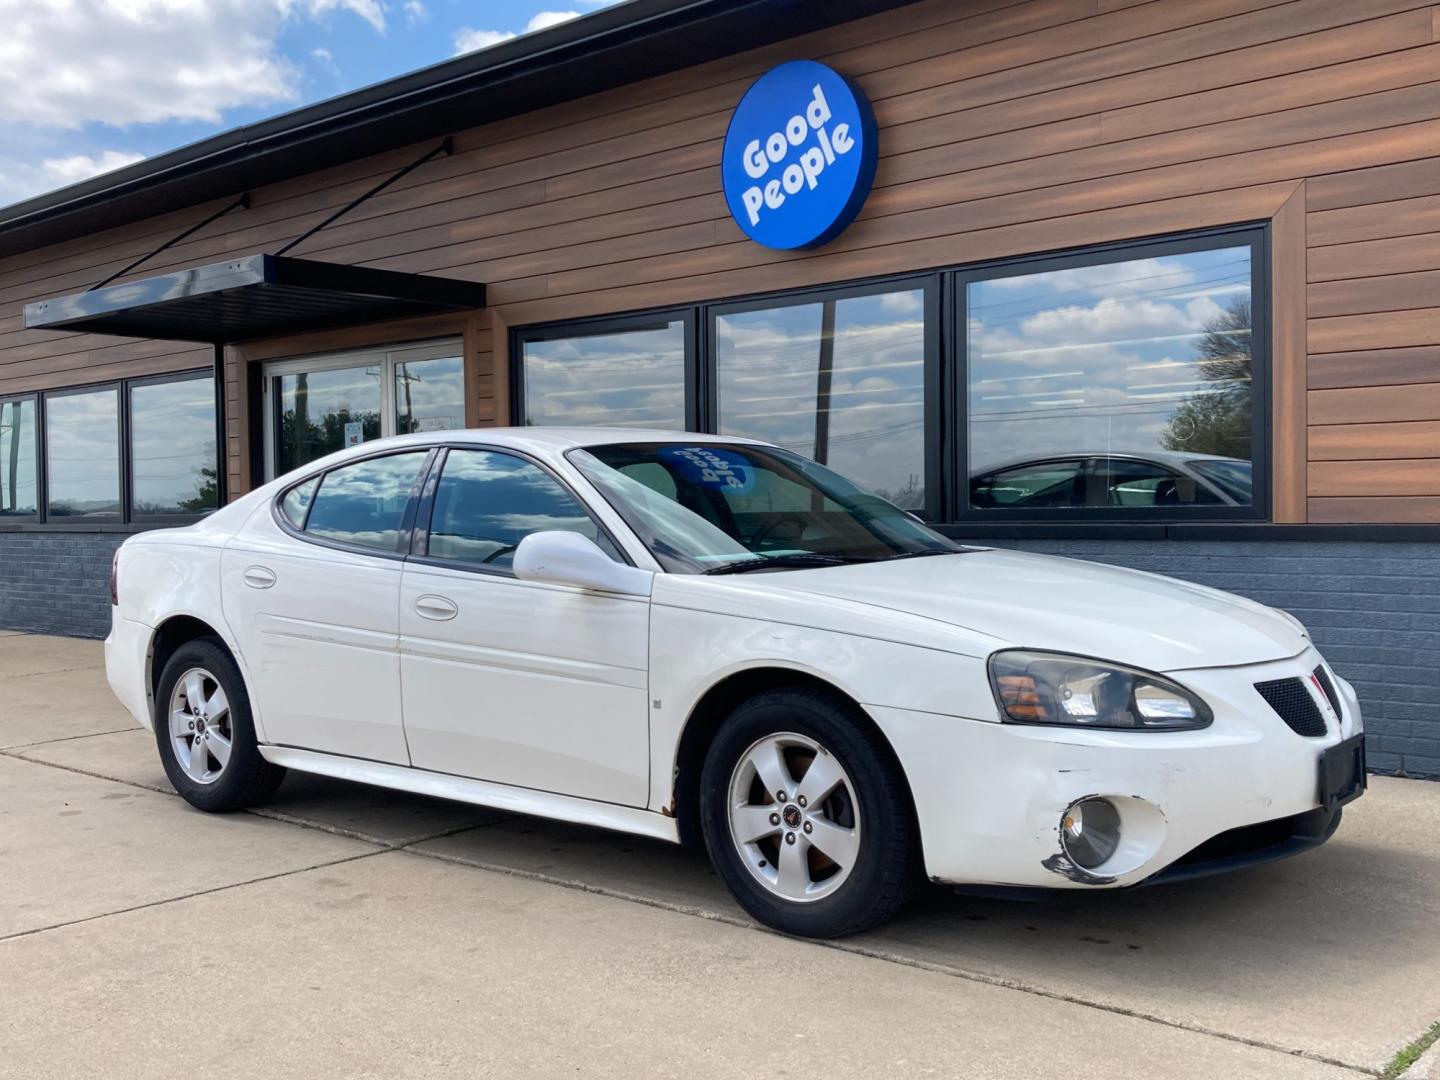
[1187,458,1253,504]
[568,442,961,574]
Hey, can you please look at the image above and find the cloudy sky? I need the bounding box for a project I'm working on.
[0,0,619,209]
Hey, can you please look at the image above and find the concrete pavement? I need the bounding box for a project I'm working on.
[2,632,1438,1078]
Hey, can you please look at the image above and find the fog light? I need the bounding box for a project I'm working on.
[1061,798,1122,871]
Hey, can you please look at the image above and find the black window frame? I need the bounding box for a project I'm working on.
[0,392,41,522]
[126,369,226,525]
[0,367,224,531]
[509,224,1272,526]
[954,226,1270,524]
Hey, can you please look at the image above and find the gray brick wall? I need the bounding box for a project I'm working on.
[0,532,124,639]
[2,532,1435,777]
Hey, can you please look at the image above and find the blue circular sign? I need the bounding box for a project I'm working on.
[722,60,878,251]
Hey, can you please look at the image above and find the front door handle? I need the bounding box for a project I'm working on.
[242,566,276,589]
[414,594,458,621]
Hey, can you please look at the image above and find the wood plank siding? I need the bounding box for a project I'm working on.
[2,0,1438,520]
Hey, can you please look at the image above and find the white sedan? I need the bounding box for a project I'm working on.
[106,428,1367,938]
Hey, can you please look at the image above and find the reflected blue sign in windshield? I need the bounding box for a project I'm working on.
[721,60,878,251]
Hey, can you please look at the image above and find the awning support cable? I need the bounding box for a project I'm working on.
[89,194,250,291]
[274,136,454,257]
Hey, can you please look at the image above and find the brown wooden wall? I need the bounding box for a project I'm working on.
[1,0,1438,521]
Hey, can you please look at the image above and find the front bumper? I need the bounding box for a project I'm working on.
[869,645,1364,890]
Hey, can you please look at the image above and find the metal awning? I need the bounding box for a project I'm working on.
[23,254,486,344]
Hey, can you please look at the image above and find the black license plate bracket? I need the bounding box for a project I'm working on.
[1319,733,1367,811]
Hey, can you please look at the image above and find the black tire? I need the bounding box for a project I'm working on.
[699,686,918,938]
[154,637,285,813]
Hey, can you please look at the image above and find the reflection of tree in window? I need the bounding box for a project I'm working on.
[1162,296,1251,459]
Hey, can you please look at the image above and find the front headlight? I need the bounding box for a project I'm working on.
[988,650,1213,731]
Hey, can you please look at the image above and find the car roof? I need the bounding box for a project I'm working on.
[973,449,1250,474]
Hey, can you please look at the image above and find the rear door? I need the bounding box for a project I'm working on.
[397,446,651,806]
[221,449,432,764]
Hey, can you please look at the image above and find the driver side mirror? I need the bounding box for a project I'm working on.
[513,531,654,597]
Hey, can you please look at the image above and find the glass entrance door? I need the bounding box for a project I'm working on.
[264,340,465,479]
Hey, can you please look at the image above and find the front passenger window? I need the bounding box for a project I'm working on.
[302,452,428,551]
[426,449,615,570]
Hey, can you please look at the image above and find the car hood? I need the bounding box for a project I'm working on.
[765,548,1307,671]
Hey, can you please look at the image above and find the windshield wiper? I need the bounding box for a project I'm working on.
[877,549,961,562]
[703,553,860,575]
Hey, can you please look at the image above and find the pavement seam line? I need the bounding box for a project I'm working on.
[1385,1020,1440,1079]
[1,725,145,752]
[401,843,1379,1078]
[0,850,388,944]
[3,663,107,680]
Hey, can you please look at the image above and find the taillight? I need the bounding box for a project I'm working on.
[109,547,120,607]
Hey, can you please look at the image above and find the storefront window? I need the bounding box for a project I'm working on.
[130,374,219,516]
[0,397,37,517]
[269,341,465,478]
[46,387,121,519]
[714,286,928,511]
[395,354,465,435]
[520,318,688,430]
[966,242,1256,512]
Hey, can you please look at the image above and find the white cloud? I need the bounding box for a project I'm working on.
[403,0,426,23]
[985,258,1197,300]
[526,10,581,31]
[453,26,515,55]
[41,149,145,186]
[0,0,386,129]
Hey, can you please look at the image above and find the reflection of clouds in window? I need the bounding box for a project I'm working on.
[46,388,120,517]
[131,376,217,515]
[524,322,686,429]
[277,364,384,474]
[967,247,1253,490]
[304,452,426,550]
[395,355,465,434]
[427,449,600,567]
[0,398,37,515]
[716,291,926,509]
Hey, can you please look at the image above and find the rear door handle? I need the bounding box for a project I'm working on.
[414,594,458,621]
[242,566,276,589]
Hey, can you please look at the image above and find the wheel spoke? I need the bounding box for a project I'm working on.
[806,817,859,869]
[731,804,781,845]
[183,671,206,711]
[745,740,795,801]
[204,685,229,723]
[796,751,845,808]
[774,836,812,899]
[188,735,210,777]
[205,730,232,769]
[168,709,192,739]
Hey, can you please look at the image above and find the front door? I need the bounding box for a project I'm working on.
[398,447,650,806]
[221,449,431,764]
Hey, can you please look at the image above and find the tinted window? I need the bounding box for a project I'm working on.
[715,288,928,511]
[971,460,1084,508]
[276,365,383,475]
[0,397,37,517]
[130,375,218,516]
[46,388,120,518]
[426,449,608,570]
[280,476,318,527]
[304,452,427,551]
[967,244,1254,511]
[522,320,687,429]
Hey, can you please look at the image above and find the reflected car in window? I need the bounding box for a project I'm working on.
[105,429,1361,939]
[971,451,1252,509]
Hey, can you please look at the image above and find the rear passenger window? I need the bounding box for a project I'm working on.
[426,449,615,570]
[279,476,318,527]
[303,452,427,551]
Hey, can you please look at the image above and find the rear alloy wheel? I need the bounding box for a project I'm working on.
[154,638,285,813]
[700,687,917,938]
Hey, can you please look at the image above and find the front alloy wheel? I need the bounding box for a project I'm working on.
[728,732,861,903]
[700,686,917,938]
